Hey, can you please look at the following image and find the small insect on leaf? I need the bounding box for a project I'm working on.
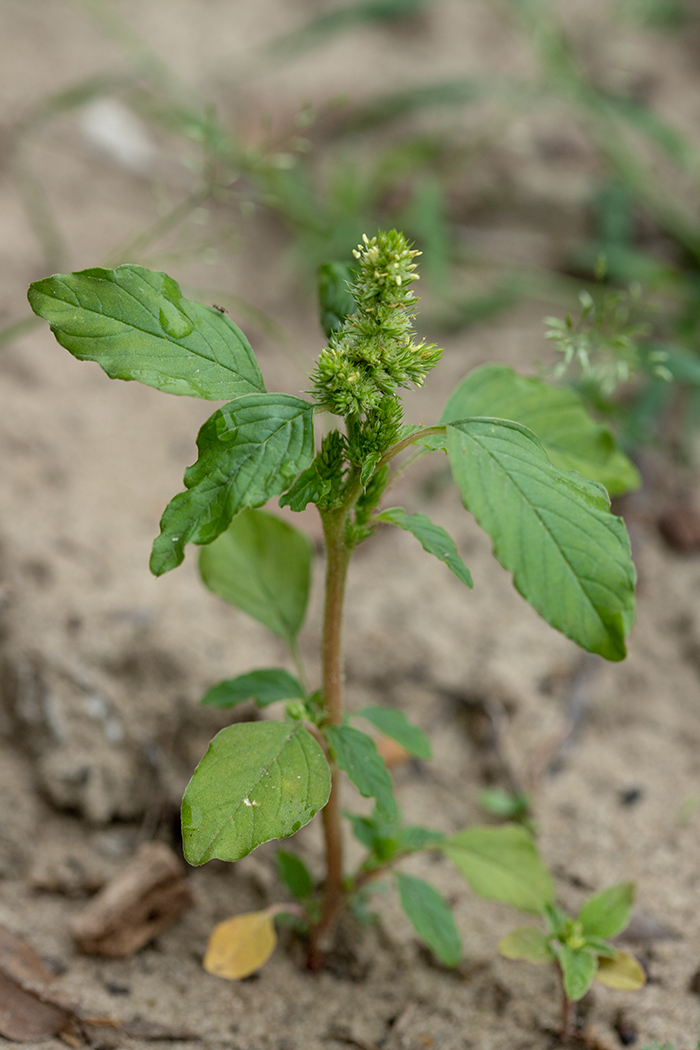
[203,910,277,980]
[596,950,646,991]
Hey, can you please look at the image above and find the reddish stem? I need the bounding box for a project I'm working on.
[308,507,351,968]
[558,964,573,1040]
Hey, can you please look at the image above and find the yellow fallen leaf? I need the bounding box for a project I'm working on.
[596,950,646,991]
[203,910,277,980]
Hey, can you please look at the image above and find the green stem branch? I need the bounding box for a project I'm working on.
[379,425,446,468]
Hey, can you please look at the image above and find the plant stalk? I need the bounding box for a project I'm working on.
[309,507,352,967]
[558,964,573,1040]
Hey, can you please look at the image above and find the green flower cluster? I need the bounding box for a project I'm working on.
[311,231,442,420]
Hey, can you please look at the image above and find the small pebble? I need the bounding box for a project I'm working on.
[619,787,644,806]
[105,982,131,996]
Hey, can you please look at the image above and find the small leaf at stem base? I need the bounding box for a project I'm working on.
[554,943,597,1001]
[276,850,313,900]
[395,872,461,967]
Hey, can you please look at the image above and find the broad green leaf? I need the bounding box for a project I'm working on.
[441,364,639,495]
[446,419,636,661]
[355,706,431,760]
[151,394,315,574]
[28,264,264,400]
[182,721,330,864]
[596,951,646,991]
[554,943,597,1001]
[375,508,473,588]
[325,725,397,822]
[318,262,356,338]
[395,872,461,967]
[203,910,277,979]
[198,509,312,644]
[440,824,554,914]
[276,850,313,900]
[579,882,635,940]
[201,669,306,708]
[499,926,553,964]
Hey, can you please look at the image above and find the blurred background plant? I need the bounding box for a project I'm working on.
[5,0,700,464]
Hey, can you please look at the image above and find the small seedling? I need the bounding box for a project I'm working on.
[500,882,646,1039]
[28,230,637,977]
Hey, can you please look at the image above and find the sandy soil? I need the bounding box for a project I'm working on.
[2,2,700,1048]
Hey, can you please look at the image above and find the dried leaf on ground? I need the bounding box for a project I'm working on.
[0,925,74,1042]
[203,910,277,979]
[70,841,193,956]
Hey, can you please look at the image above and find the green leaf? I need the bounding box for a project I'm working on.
[182,721,331,865]
[398,825,446,851]
[276,850,313,900]
[318,262,356,338]
[347,809,443,861]
[478,788,530,821]
[499,926,554,964]
[198,509,312,645]
[28,264,264,400]
[440,824,554,914]
[151,394,315,574]
[446,419,636,661]
[544,903,569,938]
[375,507,473,588]
[395,872,462,967]
[441,364,639,495]
[279,461,332,513]
[553,943,597,1002]
[579,882,635,940]
[201,669,306,709]
[583,936,616,959]
[325,725,397,822]
[347,811,395,855]
[355,706,431,760]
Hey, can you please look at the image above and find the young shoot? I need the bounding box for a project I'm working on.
[28,230,637,977]
[500,881,646,1039]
